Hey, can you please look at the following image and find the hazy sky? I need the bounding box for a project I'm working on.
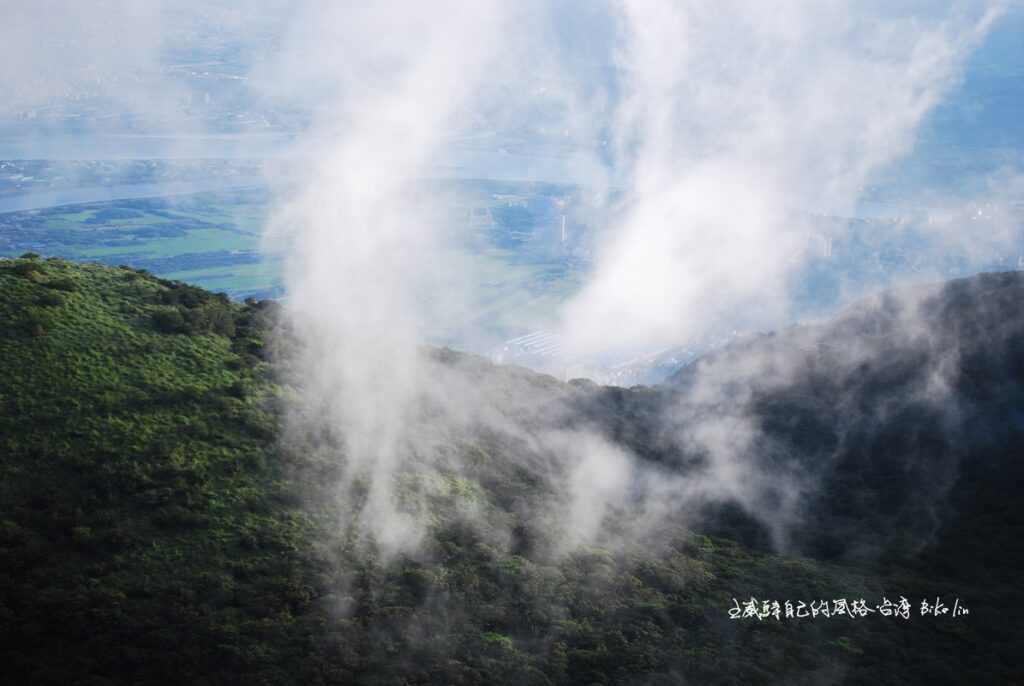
[1,2,1021,176]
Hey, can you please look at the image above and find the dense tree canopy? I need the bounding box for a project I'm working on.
[0,258,1020,684]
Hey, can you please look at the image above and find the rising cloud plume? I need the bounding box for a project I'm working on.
[557,1,1004,361]
[254,0,1010,557]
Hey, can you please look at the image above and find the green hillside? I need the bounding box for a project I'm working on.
[0,257,1020,684]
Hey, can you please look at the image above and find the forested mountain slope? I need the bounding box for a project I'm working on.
[0,256,1020,684]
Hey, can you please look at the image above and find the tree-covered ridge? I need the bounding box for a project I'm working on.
[0,257,1020,684]
[0,256,312,681]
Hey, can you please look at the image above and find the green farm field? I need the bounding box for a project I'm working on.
[0,190,279,299]
[0,184,590,343]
